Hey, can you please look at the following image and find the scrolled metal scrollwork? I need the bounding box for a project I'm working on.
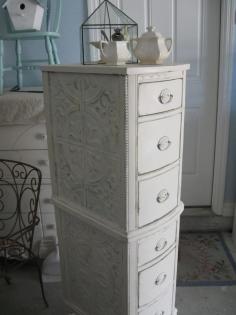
[0,159,42,258]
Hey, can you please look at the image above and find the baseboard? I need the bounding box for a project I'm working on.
[223,202,235,217]
[181,207,233,232]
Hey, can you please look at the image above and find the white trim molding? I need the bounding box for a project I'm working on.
[233,203,236,244]
[212,0,235,215]
[223,202,235,217]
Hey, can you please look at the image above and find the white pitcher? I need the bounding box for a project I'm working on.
[90,40,131,65]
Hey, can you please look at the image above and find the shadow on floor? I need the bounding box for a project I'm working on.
[0,265,72,315]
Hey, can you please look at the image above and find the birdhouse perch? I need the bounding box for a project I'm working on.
[2,0,44,31]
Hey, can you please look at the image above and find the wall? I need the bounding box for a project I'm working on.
[0,0,87,88]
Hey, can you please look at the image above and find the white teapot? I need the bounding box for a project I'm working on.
[133,26,172,64]
[90,40,131,65]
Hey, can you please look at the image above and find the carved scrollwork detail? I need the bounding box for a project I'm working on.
[56,142,125,226]
[50,74,124,153]
[49,74,126,228]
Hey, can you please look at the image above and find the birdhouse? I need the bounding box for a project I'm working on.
[2,0,44,31]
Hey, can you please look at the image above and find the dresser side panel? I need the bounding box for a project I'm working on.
[45,72,127,229]
[57,207,128,315]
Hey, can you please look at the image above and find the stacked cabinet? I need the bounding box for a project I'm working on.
[0,93,57,244]
[43,64,189,315]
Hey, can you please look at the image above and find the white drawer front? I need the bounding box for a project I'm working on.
[41,212,57,239]
[138,166,179,227]
[39,185,54,213]
[138,114,182,174]
[139,249,176,307]
[139,290,173,315]
[138,221,177,266]
[0,124,48,150]
[139,79,182,116]
[0,150,50,180]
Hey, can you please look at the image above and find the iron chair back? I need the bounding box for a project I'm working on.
[0,159,48,306]
[0,159,42,258]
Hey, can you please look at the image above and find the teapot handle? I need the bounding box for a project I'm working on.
[165,38,172,52]
[99,40,108,59]
[130,38,138,53]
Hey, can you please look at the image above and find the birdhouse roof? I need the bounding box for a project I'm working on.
[2,0,43,8]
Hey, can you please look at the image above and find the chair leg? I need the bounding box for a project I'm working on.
[16,40,23,90]
[0,40,4,95]
[1,249,11,285]
[35,259,49,307]
[45,36,54,65]
[50,38,60,64]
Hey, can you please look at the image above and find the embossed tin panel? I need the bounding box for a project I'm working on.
[47,73,127,228]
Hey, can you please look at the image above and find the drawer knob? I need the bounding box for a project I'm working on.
[35,133,47,141]
[155,239,168,252]
[157,136,171,151]
[44,198,52,204]
[155,312,165,315]
[156,189,170,203]
[37,160,49,167]
[159,89,173,104]
[155,273,167,286]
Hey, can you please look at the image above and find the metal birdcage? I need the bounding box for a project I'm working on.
[81,0,138,65]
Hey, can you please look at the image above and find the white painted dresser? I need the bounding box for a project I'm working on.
[0,92,57,244]
[43,64,189,315]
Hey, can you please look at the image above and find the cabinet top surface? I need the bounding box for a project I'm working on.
[42,63,190,75]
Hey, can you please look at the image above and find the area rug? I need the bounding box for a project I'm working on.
[177,233,236,286]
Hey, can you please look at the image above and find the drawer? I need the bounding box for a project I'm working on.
[139,249,176,307]
[41,213,57,239]
[139,79,183,116]
[138,220,177,266]
[138,166,179,227]
[0,150,51,180]
[139,290,173,315]
[0,124,48,150]
[138,114,181,174]
[39,185,54,213]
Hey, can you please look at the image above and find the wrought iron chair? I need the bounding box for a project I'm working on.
[0,0,62,95]
[0,159,48,307]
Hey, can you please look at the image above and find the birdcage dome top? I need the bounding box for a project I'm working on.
[82,0,137,27]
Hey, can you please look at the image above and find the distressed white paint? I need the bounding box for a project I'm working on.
[139,165,180,227]
[42,64,188,314]
[138,113,181,174]
[138,79,183,116]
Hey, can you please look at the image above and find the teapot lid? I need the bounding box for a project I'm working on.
[141,26,162,39]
